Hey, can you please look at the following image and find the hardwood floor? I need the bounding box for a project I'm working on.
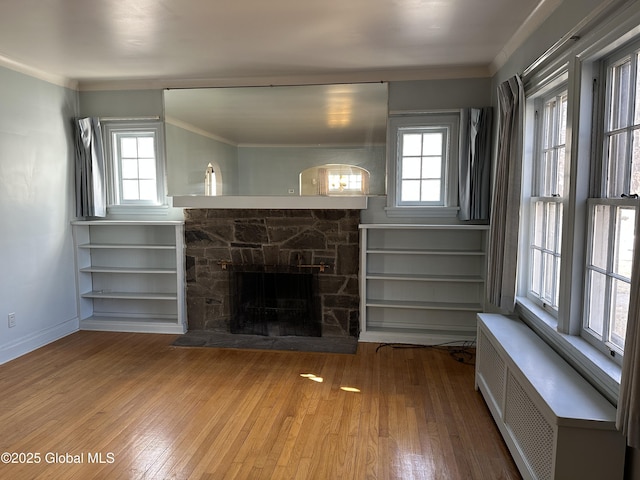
[0,332,520,479]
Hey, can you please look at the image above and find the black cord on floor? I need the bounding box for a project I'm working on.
[375,340,477,365]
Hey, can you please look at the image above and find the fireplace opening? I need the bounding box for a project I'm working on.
[230,267,321,337]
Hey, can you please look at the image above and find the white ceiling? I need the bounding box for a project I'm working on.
[0,0,559,89]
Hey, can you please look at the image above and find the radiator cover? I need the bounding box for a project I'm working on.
[475,314,625,480]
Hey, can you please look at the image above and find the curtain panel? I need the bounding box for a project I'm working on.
[459,107,493,221]
[486,76,524,313]
[74,117,106,218]
[617,204,640,448]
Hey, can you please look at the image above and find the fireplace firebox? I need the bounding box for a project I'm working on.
[230,267,321,337]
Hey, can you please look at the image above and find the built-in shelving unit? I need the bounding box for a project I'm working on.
[359,223,489,344]
[71,220,186,334]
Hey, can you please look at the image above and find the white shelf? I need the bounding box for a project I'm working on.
[81,291,178,300]
[359,224,488,344]
[366,299,483,311]
[78,243,176,250]
[365,273,485,282]
[80,266,177,274]
[72,220,186,334]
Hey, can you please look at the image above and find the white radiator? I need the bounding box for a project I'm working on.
[475,314,625,480]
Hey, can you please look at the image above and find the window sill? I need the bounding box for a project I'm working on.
[384,205,460,218]
[515,296,621,405]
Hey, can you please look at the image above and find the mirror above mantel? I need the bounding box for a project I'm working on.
[164,82,388,207]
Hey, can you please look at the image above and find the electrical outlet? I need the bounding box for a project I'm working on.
[8,313,16,328]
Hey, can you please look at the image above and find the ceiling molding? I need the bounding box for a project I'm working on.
[489,0,563,75]
[77,65,492,92]
[0,52,77,90]
[165,115,237,146]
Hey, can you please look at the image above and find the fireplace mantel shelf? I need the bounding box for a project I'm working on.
[171,195,368,209]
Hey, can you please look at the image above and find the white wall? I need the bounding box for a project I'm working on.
[0,66,79,363]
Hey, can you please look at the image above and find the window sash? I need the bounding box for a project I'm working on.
[396,126,448,206]
[528,197,563,312]
[583,198,636,355]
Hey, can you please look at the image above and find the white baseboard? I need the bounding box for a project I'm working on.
[0,317,79,365]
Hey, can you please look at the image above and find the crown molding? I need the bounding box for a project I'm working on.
[76,65,492,92]
[0,52,77,90]
[489,0,563,75]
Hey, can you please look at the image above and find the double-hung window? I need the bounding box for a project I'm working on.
[528,89,568,313]
[103,121,167,208]
[583,45,640,356]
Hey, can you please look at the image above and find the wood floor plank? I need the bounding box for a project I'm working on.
[0,332,521,480]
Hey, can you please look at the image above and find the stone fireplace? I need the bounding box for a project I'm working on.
[184,208,360,338]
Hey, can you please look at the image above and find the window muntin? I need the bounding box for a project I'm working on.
[528,90,568,313]
[397,126,448,206]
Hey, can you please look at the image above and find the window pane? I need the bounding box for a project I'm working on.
[137,136,155,158]
[121,158,138,179]
[586,270,607,337]
[422,157,442,178]
[420,180,440,201]
[541,150,553,196]
[635,53,640,125]
[591,204,610,269]
[401,180,420,201]
[556,203,563,253]
[138,180,157,201]
[542,252,556,304]
[422,133,443,156]
[545,202,557,250]
[632,129,640,195]
[606,132,628,197]
[122,180,139,200]
[120,137,138,158]
[614,207,635,279]
[610,59,631,131]
[531,249,542,296]
[402,157,421,179]
[558,95,568,145]
[402,134,422,156]
[138,158,157,179]
[610,278,629,349]
[533,201,544,247]
[556,147,565,197]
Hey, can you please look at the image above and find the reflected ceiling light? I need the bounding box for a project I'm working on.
[326,85,353,128]
[300,373,324,383]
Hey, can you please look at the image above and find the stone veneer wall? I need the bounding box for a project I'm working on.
[184,209,360,337]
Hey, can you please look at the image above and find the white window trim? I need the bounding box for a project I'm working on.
[102,120,168,215]
[385,111,460,218]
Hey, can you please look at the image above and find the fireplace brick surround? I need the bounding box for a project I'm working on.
[184,208,360,338]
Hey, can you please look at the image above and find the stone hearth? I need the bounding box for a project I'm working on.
[184,209,360,337]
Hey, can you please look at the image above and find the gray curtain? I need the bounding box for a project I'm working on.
[617,206,640,447]
[459,107,493,221]
[74,117,106,218]
[486,76,524,312]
